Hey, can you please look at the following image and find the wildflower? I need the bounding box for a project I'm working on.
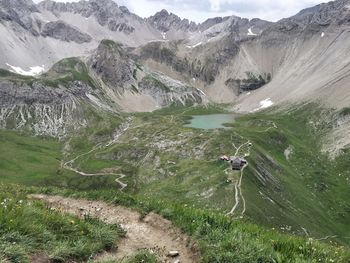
[70,220,75,224]
[18,200,23,204]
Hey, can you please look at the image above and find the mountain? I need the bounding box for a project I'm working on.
[0,39,204,137]
[1,1,350,258]
[147,9,197,32]
[1,0,350,148]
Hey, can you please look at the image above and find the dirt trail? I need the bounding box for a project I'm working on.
[63,118,133,189]
[29,194,198,263]
[228,122,274,216]
[227,140,251,217]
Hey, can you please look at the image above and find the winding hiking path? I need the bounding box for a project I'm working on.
[29,194,198,263]
[63,118,133,189]
[227,120,276,216]
[227,140,251,217]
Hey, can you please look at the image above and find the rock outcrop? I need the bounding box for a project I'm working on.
[41,21,92,43]
[147,9,197,32]
[0,0,40,36]
[89,40,134,89]
[0,78,90,138]
[38,0,138,32]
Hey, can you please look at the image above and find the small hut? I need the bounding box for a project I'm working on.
[230,157,247,170]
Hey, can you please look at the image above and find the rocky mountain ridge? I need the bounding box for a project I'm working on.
[0,0,271,70]
[0,39,204,137]
[1,0,350,144]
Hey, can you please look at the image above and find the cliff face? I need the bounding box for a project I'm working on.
[138,0,350,110]
[0,40,205,137]
[0,76,90,138]
[1,0,350,136]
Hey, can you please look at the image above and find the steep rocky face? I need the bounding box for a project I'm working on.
[38,0,136,32]
[137,0,350,108]
[147,9,197,32]
[0,76,91,138]
[41,20,92,43]
[0,57,116,137]
[268,0,350,35]
[137,73,204,107]
[0,38,205,136]
[87,40,205,111]
[140,33,241,84]
[1,0,350,117]
[0,0,39,36]
[89,40,135,90]
[108,21,135,34]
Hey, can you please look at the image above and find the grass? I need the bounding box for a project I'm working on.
[0,111,124,190]
[0,184,122,263]
[339,107,350,117]
[58,104,350,244]
[40,57,98,88]
[32,186,350,263]
[0,104,350,262]
[0,58,98,89]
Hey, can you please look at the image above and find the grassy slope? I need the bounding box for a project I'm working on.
[64,105,349,243]
[233,106,350,240]
[0,104,349,262]
[34,186,350,263]
[0,184,121,263]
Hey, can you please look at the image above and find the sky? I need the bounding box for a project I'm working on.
[34,0,326,22]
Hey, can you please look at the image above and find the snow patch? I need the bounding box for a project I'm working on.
[161,32,167,40]
[259,98,274,109]
[147,39,169,43]
[186,42,202,49]
[247,27,257,36]
[6,63,45,76]
[252,98,274,112]
[321,32,325,37]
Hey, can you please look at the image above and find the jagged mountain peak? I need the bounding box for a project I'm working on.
[0,0,39,14]
[147,8,197,32]
[272,0,350,33]
[38,0,122,14]
[0,0,37,9]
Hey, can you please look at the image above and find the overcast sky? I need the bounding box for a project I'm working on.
[34,0,326,22]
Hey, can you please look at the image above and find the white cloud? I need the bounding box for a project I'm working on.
[34,0,327,22]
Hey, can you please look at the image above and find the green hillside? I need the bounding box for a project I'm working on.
[0,104,349,262]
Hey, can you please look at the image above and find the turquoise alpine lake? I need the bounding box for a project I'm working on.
[184,114,235,129]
